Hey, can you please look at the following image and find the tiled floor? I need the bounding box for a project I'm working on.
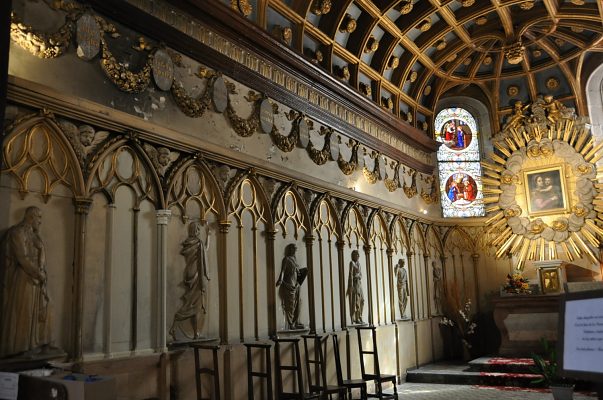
[395,382,599,399]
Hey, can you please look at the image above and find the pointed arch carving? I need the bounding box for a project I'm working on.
[342,203,368,246]
[409,220,427,255]
[2,111,85,199]
[425,225,444,258]
[443,226,475,254]
[165,155,226,222]
[310,193,343,241]
[390,216,410,254]
[85,136,164,208]
[272,182,312,239]
[369,211,391,249]
[226,169,273,228]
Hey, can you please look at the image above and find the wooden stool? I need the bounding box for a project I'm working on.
[192,343,221,400]
[245,342,274,400]
[302,334,347,399]
[356,326,397,399]
[332,334,367,400]
[273,337,320,400]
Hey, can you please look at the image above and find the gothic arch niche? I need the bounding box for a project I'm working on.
[311,197,343,332]
[226,174,272,341]
[342,205,369,327]
[273,186,311,332]
[425,226,444,317]
[390,217,410,321]
[369,212,392,326]
[409,222,428,321]
[0,113,83,357]
[165,160,223,342]
[443,227,477,309]
[85,141,162,356]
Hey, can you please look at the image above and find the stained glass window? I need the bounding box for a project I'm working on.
[435,108,485,218]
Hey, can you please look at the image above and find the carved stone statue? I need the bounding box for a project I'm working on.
[144,143,179,177]
[394,259,408,318]
[432,261,443,315]
[169,221,211,341]
[276,244,307,330]
[0,207,52,358]
[59,120,109,166]
[503,101,528,131]
[346,250,364,324]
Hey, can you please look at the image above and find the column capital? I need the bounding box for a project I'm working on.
[386,248,394,256]
[336,240,346,249]
[471,253,480,260]
[266,229,278,240]
[73,197,93,215]
[155,210,172,225]
[218,220,231,233]
[363,244,372,253]
[304,234,316,244]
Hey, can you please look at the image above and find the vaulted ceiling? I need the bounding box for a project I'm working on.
[224,0,603,130]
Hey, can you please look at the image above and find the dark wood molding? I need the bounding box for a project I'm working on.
[0,0,12,166]
[83,0,437,173]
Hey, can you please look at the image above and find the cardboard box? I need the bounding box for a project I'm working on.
[42,373,116,400]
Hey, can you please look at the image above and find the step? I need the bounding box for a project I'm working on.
[406,362,544,388]
[468,357,536,374]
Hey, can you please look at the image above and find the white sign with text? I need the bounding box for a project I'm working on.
[563,297,603,373]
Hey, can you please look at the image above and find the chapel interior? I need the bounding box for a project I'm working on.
[1,0,603,399]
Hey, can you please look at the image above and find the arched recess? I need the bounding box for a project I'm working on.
[164,158,225,342]
[425,226,444,317]
[0,112,84,356]
[310,194,344,332]
[442,226,477,310]
[368,211,392,326]
[342,203,370,326]
[225,171,273,341]
[84,138,163,356]
[390,216,411,321]
[409,221,428,320]
[585,62,603,142]
[272,183,312,332]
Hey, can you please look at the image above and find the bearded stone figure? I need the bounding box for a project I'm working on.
[170,221,211,341]
[276,244,307,330]
[346,250,364,324]
[0,207,53,358]
[432,261,443,314]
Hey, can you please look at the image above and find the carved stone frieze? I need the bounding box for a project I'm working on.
[59,119,110,169]
[100,39,152,93]
[10,11,78,59]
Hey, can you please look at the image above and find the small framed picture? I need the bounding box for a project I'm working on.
[523,165,570,217]
[539,266,562,294]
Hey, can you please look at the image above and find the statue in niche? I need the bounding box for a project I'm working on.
[0,207,55,358]
[276,244,307,330]
[144,143,179,177]
[432,261,443,315]
[346,250,365,325]
[169,221,211,341]
[59,120,109,167]
[394,259,409,319]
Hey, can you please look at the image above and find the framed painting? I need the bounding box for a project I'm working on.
[523,165,570,216]
[538,266,562,294]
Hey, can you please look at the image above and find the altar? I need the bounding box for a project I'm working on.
[492,294,561,356]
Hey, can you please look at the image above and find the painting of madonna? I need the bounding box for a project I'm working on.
[524,167,568,216]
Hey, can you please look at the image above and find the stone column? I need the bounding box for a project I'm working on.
[440,256,448,297]
[363,244,374,326]
[386,248,395,323]
[472,253,481,312]
[336,240,347,328]
[305,234,316,334]
[424,254,432,318]
[266,228,277,337]
[155,210,171,352]
[103,204,116,356]
[218,220,231,343]
[406,251,419,368]
[72,197,92,361]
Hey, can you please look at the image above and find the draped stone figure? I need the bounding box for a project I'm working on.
[394,259,409,319]
[0,207,52,358]
[276,244,307,330]
[346,250,364,324]
[170,221,211,341]
[432,261,443,315]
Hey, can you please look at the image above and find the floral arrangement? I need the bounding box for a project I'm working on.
[503,273,531,294]
[440,286,477,351]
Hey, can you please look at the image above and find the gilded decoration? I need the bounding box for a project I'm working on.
[311,0,332,15]
[340,14,357,33]
[384,162,401,192]
[338,140,360,175]
[231,0,252,17]
[420,175,439,204]
[271,110,304,153]
[10,10,79,59]
[225,91,263,137]
[483,96,602,268]
[100,38,152,93]
[307,126,333,165]
[396,0,413,14]
[403,169,418,198]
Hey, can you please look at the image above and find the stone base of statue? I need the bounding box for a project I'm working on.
[0,346,67,372]
[168,337,218,350]
[348,321,368,327]
[277,326,309,336]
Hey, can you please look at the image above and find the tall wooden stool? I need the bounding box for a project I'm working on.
[273,337,320,400]
[245,342,274,400]
[356,326,397,399]
[332,334,367,400]
[302,334,347,399]
[192,343,221,400]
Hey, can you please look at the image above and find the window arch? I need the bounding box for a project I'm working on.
[435,107,485,218]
